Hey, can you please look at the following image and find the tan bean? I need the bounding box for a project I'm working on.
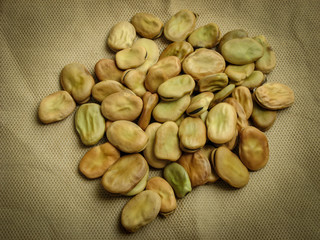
[138,92,159,130]
[124,168,149,197]
[154,121,182,161]
[206,102,237,144]
[240,70,265,90]
[224,63,255,85]
[60,63,95,104]
[239,126,269,171]
[214,146,249,188]
[131,13,164,39]
[107,120,149,153]
[121,69,147,97]
[107,21,136,52]
[182,48,226,80]
[121,190,161,232]
[115,46,147,70]
[224,97,248,131]
[221,37,264,65]
[217,29,248,52]
[157,74,195,101]
[146,177,177,215]
[209,84,235,108]
[143,123,169,169]
[200,145,219,183]
[133,38,160,74]
[144,56,181,93]
[198,73,229,93]
[179,117,206,152]
[101,153,148,195]
[253,82,294,110]
[178,150,212,187]
[159,41,194,62]
[187,23,221,48]
[232,86,253,119]
[38,91,76,124]
[164,9,197,42]
[186,92,214,117]
[79,142,120,179]
[91,80,127,102]
[253,35,276,73]
[94,59,123,82]
[101,91,143,121]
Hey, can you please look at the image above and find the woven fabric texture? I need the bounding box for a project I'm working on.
[1,0,320,239]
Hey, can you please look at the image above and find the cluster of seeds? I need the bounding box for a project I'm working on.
[38,9,295,233]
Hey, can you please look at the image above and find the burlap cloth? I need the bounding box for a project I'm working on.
[1,0,320,239]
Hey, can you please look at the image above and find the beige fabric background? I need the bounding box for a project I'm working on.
[1,0,320,239]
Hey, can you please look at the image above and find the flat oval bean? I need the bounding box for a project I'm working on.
[95,59,123,82]
[75,103,105,146]
[60,63,95,104]
[214,146,249,188]
[101,153,148,195]
[239,126,269,171]
[206,102,237,144]
[107,120,148,153]
[198,73,229,92]
[101,91,143,121]
[152,94,191,122]
[121,69,147,97]
[186,92,214,117]
[121,190,161,232]
[115,46,147,70]
[253,35,276,73]
[92,80,128,102]
[187,23,221,48]
[154,121,182,161]
[164,9,197,42]
[221,37,264,65]
[251,99,277,131]
[38,91,76,124]
[182,48,225,80]
[179,117,206,152]
[159,41,194,62]
[131,13,164,39]
[107,21,136,52]
[79,142,120,179]
[232,86,253,119]
[253,82,294,110]
[132,38,160,74]
[218,29,248,52]
[157,74,195,101]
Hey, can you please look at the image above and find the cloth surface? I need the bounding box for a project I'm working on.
[1,0,320,239]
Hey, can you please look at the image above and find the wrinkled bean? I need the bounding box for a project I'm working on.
[239,126,269,171]
[60,63,95,104]
[75,103,105,146]
[79,142,120,179]
[38,91,76,124]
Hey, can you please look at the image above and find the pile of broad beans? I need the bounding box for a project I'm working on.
[38,10,294,233]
